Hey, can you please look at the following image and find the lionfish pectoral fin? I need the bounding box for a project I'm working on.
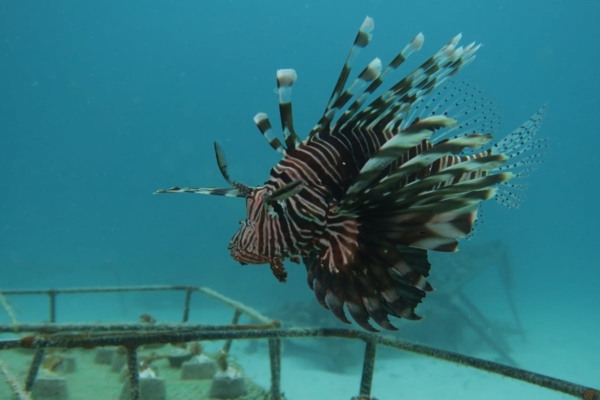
[263,180,304,203]
[303,211,435,332]
[269,258,288,283]
[305,238,434,331]
[153,186,245,197]
[346,115,457,196]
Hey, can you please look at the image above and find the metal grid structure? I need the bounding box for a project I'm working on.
[0,285,598,400]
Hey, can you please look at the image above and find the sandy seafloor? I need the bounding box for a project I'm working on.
[0,293,598,400]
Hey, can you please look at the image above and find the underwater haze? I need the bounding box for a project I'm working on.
[1,0,599,399]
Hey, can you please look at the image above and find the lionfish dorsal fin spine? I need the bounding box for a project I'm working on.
[320,57,383,128]
[253,112,287,155]
[308,16,375,140]
[276,69,302,150]
[335,32,425,132]
[354,36,479,135]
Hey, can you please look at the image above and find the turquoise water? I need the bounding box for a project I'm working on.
[1,1,598,398]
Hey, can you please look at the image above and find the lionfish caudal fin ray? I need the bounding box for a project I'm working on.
[154,141,255,198]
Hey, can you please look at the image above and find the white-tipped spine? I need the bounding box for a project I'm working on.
[253,112,269,124]
[276,69,297,87]
[361,16,375,34]
[411,32,425,51]
[442,43,456,58]
[449,46,464,62]
[360,58,382,81]
[449,33,463,46]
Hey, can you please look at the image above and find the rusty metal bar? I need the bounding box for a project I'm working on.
[48,290,57,323]
[197,287,273,324]
[222,309,242,354]
[182,288,193,323]
[125,346,141,400]
[23,348,45,391]
[1,285,271,325]
[268,338,282,400]
[0,285,198,296]
[0,358,32,400]
[0,322,276,335]
[358,340,377,397]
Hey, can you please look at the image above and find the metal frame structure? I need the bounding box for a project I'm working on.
[0,285,598,400]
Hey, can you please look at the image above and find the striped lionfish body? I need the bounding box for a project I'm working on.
[155,17,546,332]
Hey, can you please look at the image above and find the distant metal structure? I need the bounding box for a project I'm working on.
[0,285,598,400]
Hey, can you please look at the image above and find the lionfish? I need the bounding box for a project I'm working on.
[155,17,546,332]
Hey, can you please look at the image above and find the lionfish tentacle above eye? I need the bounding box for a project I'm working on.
[213,142,254,196]
[153,141,254,198]
[155,16,548,333]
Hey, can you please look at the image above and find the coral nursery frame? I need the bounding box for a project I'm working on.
[0,285,597,400]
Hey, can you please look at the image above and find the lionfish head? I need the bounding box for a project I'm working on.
[228,179,305,266]
[228,189,271,266]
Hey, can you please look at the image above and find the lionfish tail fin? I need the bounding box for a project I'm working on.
[492,105,548,209]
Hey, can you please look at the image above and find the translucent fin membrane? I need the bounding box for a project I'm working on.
[492,106,548,209]
[402,80,502,146]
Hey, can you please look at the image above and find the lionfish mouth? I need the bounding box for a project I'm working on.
[228,245,270,266]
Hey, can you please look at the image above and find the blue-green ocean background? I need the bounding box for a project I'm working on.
[1,0,598,395]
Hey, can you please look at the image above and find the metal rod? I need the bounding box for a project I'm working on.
[125,346,140,400]
[24,348,45,391]
[222,309,242,354]
[182,288,193,323]
[359,340,377,397]
[453,293,516,365]
[48,290,57,323]
[0,358,33,400]
[0,285,199,296]
[268,338,282,400]
[198,287,274,324]
[0,322,277,335]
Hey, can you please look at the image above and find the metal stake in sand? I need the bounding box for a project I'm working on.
[125,346,141,400]
[268,337,282,400]
[182,288,193,323]
[24,348,45,392]
[358,340,377,397]
[222,309,242,354]
[48,290,57,323]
